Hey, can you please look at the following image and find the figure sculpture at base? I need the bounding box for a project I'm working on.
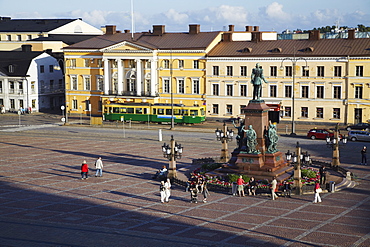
[233,120,245,149]
[266,123,279,153]
[242,125,260,154]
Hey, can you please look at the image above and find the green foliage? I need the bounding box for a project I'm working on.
[201,163,222,172]
[228,174,250,183]
[301,168,317,178]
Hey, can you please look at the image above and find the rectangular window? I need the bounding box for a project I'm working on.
[193,79,200,94]
[316,107,323,118]
[240,66,247,76]
[17,35,21,41]
[285,85,292,98]
[49,65,54,73]
[27,35,32,40]
[178,79,185,94]
[285,66,292,77]
[316,86,324,98]
[302,66,309,77]
[7,35,11,41]
[355,86,363,99]
[227,66,233,76]
[301,107,308,118]
[40,80,45,93]
[0,80,2,93]
[213,66,219,76]
[240,105,246,114]
[270,85,277,97]
[301,86,309,98]
[334,66,342,77]
[71,76,78,90]
[163,60,169,69]
[212,104,219,114]
[356,66,364,77]
[285,106,291,117]
[72,99,78,110]
[226,84,233,96]
[59,79,63,90]
[317,66,324,77]
[9,81,15,94]
[333,108,340,119]
[226,105,233,115]
[97,59,103,67]
[270,66,277,77]
[32,99,36,108]
[19,99,23,108]
[212,84,219,96]
[70,59,77,67]
[85,100,90,111]
[84,77,91,91]
[193,60,199,69]
[97,77,103,91]
[84,59,90,67]
[333,86,341,99]
[163,79,170,93]
[178,60,184,69]
[49,80,54,91]
[10,99,15,109]
[240,85,247,96]
[40,65,45,73]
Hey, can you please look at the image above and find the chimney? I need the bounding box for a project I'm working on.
[245,26,253,32]
[153,25,165,35]
[22,44,32,52]
[228,25,234,32]
[253,26,259,32]
[124,29,130,33]
[189,24,200,34]
[251,32,262,42]
[105,25,117,35]
[309,30,320,40]
[222,33,232,42]
[348,29,355,39]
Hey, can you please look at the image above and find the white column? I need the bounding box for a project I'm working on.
[117,59,123,95]
[103,59,110,95]
[136,59,142,96]
[150,59,157,96]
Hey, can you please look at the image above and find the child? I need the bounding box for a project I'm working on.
[81,160,89,180]
[190,183,198,203]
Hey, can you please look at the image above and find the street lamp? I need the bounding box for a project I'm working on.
[326,123,347,168]
[214,122,234,162]
[161,135,183,178]
[159,51,183,130]
[280,57,309,136]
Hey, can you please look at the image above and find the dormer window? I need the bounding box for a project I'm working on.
[304,47,314,52]
[8,64,14,73]
[272,47,282,53]
[242,47,252,53]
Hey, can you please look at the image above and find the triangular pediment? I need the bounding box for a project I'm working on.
[101,41,153,52]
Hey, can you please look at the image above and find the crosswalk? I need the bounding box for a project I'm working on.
[0,123,62,132]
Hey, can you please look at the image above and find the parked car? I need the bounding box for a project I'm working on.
[346,123,370,131]
[348,130,370,142]
[307,129,342,140]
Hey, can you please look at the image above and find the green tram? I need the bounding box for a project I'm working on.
[103,102,206,124]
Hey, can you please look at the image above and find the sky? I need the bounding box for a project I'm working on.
[1,0,370,33]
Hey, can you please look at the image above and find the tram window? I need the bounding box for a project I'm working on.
[153,108,156,114]
[120,107,126,113]
[182,109,188,116]
[174,109,181,115]
[190,110,198,116]
[166,109,172,115]
[104,107,108,113]
[136,108,143,114]
[113,107,119,113]
[127,108,134,113]
[200,108,205,115]
[158,108,164,115]
[143,108,148,114]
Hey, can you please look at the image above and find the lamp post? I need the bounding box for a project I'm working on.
[280,57,309,136]
[159,51,183,130]
[215,122,234,163]
[326,123,347,168]
[161,135,183,178]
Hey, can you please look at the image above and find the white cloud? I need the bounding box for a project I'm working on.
[264,2,290,21]
[165,9,189,23]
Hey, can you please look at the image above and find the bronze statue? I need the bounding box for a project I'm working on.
[233,120,245,149]
[242,125,260,154]
[266,123,279,153]
[251,63,268,101]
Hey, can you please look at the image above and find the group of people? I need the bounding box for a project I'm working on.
[80,157,104,179]
[235,176,257,197]
[186,175,210,203]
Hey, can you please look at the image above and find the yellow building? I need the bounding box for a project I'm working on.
[63,25,269,117]
[206,30,370,125]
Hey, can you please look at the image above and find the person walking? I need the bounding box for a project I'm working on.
[319,165,327,185]
[159,181,166,203]
[236,175,245,197]
[163,178,171,203]
[313,181,322,203]
[271,177,278,200]
[200,180,210,203]
[81,160,89,180]
[248,177,257,196]
[95,157,103,177]
[361,146,367,165]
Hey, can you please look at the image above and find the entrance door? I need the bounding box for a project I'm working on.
[354,108,362,124]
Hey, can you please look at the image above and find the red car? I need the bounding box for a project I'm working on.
[307,129,342,140]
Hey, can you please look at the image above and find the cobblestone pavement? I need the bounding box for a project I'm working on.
[0,116,369,246]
